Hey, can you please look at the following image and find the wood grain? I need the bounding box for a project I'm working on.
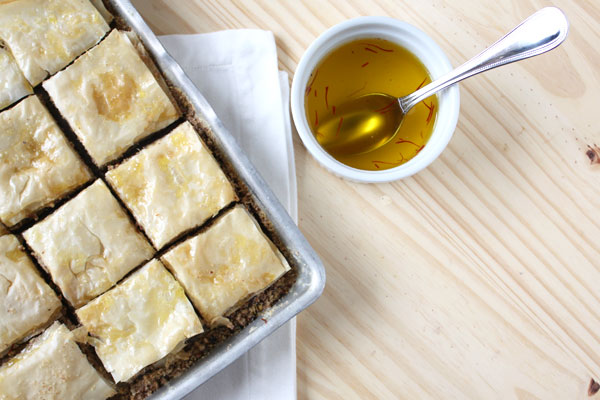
[131,1,600,398]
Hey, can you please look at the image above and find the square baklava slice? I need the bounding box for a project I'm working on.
[43,30,179,166]
[0,234,61,355]
[23,179,154,308]
[162,205,290,325]
[0,322,115,400]
[106,121,236,249]
[76,259,203,383]
[0,95,91,228]
[0,0,109,86]
[0,45,32,110]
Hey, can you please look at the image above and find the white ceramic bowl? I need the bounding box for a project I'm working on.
[291,16,460,182]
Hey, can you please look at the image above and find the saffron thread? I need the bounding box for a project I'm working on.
[363,42,394,52]
[372,159,402,169]
[336,117,344,137]
[375,100,397,114]
[347,82,367,98]
[424,101,435,124]
[396,138,421,147]
[305,69,319,95]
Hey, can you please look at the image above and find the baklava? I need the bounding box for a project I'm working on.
[0,2,294,398]
[0,234,61,355]
[106,121,236,249]
[0,322,115,400]
[23,179,154,308]
[0,95,91,228]
[76,259,203,383]
[43,30,179,166]
[0,0,109,86]
[162,205,290,325]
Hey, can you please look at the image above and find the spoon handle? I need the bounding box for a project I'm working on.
[399,7,569,113]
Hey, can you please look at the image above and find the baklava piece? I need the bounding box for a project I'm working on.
[106,122,236,249]
[0,0,109,86]
[0,95,91,228]
[0,322,115,400]
[23,180,154,308]
[0,235,61,355]
[0,45,32,110]
[162,205,290,325]
[76,260,203,383]
[43,30,179,166]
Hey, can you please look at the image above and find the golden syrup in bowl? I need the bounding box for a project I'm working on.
[304,38,438,171]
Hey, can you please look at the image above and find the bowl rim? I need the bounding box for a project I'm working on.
[290,16,461,183]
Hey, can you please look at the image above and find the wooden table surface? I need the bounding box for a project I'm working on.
[132,1,599,398]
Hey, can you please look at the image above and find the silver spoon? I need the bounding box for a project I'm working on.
[320,7,569,156]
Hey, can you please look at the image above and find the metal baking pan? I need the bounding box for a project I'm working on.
[107,0,325,398]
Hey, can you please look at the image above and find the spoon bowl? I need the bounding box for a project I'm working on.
[318,93,402,156]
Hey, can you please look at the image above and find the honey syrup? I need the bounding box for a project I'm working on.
[305,38,438,171]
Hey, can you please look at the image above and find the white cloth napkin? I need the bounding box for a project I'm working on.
[159,30,297,400]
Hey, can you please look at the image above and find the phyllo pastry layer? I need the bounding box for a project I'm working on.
[0,234,61,355]
[106,122,236,249]
[0,95,91,227]
[43,30,179,166]
[23,179,154,308]
[0,45,32,110]
[0,322,115,400]
[162,205,290,325]
[0,0,109,86]
[76,259,203,383]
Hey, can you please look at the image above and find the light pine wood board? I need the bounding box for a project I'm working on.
[131,1,600,398]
